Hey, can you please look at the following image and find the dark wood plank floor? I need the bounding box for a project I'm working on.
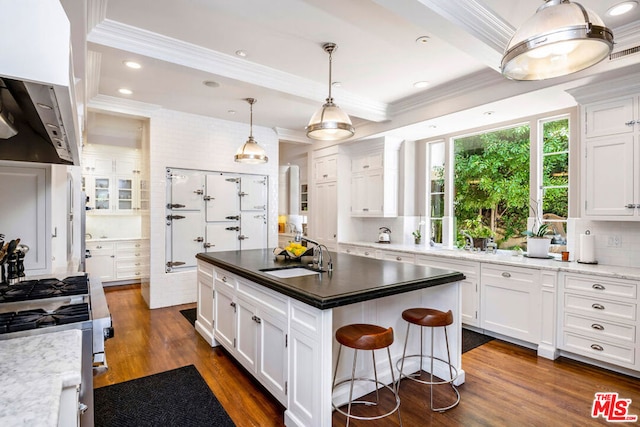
[95,284,640,426]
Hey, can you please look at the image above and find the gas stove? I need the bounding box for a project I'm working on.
[0,272,113,427]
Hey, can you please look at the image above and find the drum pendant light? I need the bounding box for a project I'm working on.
[235,98,268,164]
[501,0,614,81]
[306,43,355,141]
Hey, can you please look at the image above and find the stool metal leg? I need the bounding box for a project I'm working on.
[387,346,403,427]
[346,348,358,427]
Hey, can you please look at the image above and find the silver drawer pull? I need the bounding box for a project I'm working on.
[624,120,636,126]
[364,252,370,256]
[222,276,227,282]
[592,303,605,310]
[501,272,511,278]
[346,249,351,253]
[592,284,605,290]
[96,245,102,249]
[396,256,402,261]
[591,323,604,331]
[590,344,604,351]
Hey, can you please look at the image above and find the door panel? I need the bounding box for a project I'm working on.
[240,213,267,250]
[240,176,267,211]
[206,174,240,221]
[168,211,204,269]
[169,169,204,210]
[205,223,240,252]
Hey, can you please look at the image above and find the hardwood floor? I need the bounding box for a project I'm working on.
[95,284,640,426]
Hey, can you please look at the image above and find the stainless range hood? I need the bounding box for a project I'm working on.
[0,0,80,165]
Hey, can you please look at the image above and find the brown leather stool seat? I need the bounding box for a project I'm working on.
[396,308,460,412]
[332,324,402,427]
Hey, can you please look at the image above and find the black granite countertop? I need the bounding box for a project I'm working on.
[196,249,465,309]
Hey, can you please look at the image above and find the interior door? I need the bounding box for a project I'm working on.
[167,211,204,270]
[206,174,240,221]
[205,223,240,252]
[240,175,267,211]
[168,168,204,210]
[240,213,267,250]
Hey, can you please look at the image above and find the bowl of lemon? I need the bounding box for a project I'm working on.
[273,242,314,260]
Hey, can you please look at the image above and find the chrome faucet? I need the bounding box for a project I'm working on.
[294,232,333,272]
[461,231,473,250]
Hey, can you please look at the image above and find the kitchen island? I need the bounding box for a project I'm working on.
[196,249,464,427]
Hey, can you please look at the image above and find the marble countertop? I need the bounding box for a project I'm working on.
[341,241,640,281]
[197,249,464,309]
[0,329,83,427]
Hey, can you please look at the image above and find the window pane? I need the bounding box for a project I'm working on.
[427,142,445,244]
[543,187,568,218]
[454,125,530,249]
[430,194,444,217]
[431,219,443,244]
[542,119,569,153]
[543,152,569,186]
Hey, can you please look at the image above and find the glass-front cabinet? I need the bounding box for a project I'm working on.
[117,177,134,210]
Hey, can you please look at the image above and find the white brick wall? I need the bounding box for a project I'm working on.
[570,219,640,267]
[147,109,279,309]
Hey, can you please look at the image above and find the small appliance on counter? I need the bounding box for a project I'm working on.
[377,227,391,243]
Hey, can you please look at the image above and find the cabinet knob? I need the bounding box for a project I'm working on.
[501,272,511,278]
[590,344,604,351]
[591,323,605,331]
[592,303,605,310]
[96,245,102,249]
[396,256,402,261]
[364,251,370,256]
[346,249,351,253]
[592,284,605,290]
[222,276,227,282]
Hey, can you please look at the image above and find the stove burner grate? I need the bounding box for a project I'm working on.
[0,304,90,334]
[0,275,88,303]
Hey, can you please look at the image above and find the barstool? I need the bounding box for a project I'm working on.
[332,323,402,427]
[396,308,460,412]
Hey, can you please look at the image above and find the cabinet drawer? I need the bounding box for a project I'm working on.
[116,267,145,280]
[415,256,478,277]
[116,258,148,269]
[86,242,114,256]
[214,269,237,292]
[564,294,636,322]
[562,332,635,366]
[481,264,538,289]
[116,240,149,250]
[564,274,637,299]
[564,313,636,343]
[377,250,415,264]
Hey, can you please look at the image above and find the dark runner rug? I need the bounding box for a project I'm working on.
[180,308,197,326]
[94,365,235,427]
[462,328,494,353]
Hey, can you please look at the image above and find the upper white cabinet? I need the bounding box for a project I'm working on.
[349,138,400,217]
[583,96,640,219]
[309,146,344,250]
[313,155,337,183]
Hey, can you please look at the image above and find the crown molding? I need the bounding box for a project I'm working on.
[273,127,313,144]
[88,19,389,122]
[87,0,108,32]
[612,20,640,52]
[88,94,161,117]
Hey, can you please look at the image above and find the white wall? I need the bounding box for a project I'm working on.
[147,109,278,309]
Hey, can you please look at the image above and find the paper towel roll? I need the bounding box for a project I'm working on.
[580,232,596,263]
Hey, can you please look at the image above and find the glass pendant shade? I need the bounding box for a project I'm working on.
[306,43,355,141]
[306,99,354,141]
[501,0,613,81]
[235,98,268,164]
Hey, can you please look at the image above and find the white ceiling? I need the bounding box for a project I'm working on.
[70,0,640,143]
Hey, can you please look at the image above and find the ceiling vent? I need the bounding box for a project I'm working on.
[609,45,640,60]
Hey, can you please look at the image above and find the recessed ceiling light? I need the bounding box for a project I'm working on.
[332,81,342,88]
[428,125,437,129]
[118,88,133,95]
[123,60,141,69]
[235,50,247,57]
[413,81,430,88]
[228,110,236,115]
[203,80,220,88]
[415,36,430,45]
[607,1,637,16]
[483,111,495,116]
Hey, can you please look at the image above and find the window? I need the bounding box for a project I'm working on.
[453,124,530,249]
[541,118,569,251]
[425,113,571,252]
[427,142,445,243]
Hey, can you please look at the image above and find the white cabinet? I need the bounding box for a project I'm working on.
[313,155,337,183]
[314,181,337,247]
[480,264,541,344]
[86,239,148,284]
[210,267,289,405]
[416,255,480,327]
[85,241,115,282]
[582,95,640,219]
[559,273,638,370]
[349,138,399,217]
[339,244,375,258]
[195,261,215,345]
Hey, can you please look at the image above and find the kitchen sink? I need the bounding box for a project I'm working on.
[260,267,321,278]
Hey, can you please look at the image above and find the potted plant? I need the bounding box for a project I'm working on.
[412,215,425,244]
[460,215,494,250]
[523,222,551,258]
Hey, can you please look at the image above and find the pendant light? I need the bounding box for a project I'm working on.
[235,98,268,164]
[501,0,614,81]
[306,43,355,141]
